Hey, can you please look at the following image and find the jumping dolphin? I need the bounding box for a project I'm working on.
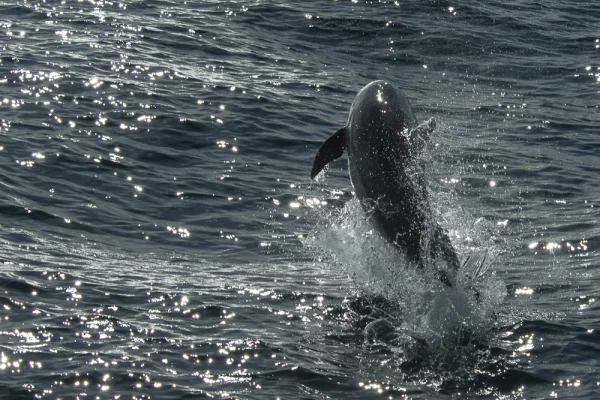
[311,80,460,286]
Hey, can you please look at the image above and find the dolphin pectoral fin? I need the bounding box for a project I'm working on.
[310,127,348,179]
[413,117,436,140]
[461,249,490,280]
[410,117,436,149]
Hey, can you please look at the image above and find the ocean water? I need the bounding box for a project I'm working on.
[0,0,598,398]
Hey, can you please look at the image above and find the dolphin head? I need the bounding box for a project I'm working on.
[347,81,419,161]
[310,80,436,180]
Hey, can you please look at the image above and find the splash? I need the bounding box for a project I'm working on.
[304,196,506,353]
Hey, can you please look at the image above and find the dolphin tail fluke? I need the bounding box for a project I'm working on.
[310,127,348,179]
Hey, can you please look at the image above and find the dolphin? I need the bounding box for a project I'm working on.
[311,80,460,286]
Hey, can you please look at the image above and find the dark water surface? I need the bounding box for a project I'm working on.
[0,0,599,398]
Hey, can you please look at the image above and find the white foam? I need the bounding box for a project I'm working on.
[304,196,506,348]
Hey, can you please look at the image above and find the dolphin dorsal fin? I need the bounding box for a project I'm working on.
[410,117,436,150]
[310,127,348,179]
